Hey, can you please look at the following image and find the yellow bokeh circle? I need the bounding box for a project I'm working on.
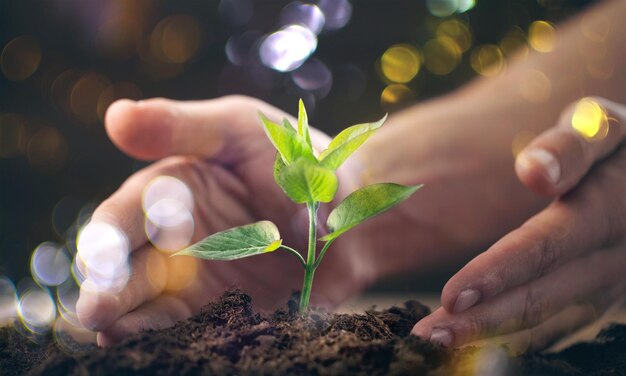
[528,21,556,53]
[380,44,421,83]
[1,36,41,81]
[470,44,505,77]
[423,36,461,76]
[571,98,609,141]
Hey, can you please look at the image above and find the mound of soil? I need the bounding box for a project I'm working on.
[1,290,624,375]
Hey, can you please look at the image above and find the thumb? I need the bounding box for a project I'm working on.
[515,97,625,196]
[104,96,276,161]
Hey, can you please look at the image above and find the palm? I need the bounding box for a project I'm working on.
[82,96,380,345]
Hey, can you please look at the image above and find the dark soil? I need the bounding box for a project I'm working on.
[0,290,624,375]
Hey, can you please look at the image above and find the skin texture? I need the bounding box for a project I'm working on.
[77,0,626,349]
[411,97,626,351]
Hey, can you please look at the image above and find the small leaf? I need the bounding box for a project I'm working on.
[298,99,313,147]
[282,119,296,131]
[319,115,387,170]
[320,183,422,241]
[273,152,286,185]
[277,158,338,204]
[174,221,282,261]
[259,112,315,163]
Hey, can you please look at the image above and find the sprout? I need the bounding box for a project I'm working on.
[175,100,422,314]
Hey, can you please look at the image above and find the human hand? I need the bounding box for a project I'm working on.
[412,97,626,352]
[75,96,374,346]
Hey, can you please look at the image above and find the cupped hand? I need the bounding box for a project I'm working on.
[412,97,626,352]
[75,96,373,346]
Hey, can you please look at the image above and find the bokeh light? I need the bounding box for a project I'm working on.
[470,45,505,77]
[56,278,81,322]
[427,0,475,17]
[291,58,333,99]
[317,0,352,31]
[449,346,512,375]
[225,31,262,67]
[528,21,556,53]
[26,127,68,173]
[158,15,202,64]
[500,27,529,60]
[519,70,551,104]
[380,44,421,84]
[586,57,614,81]
[76,221,130,293]
[17,287,56,333]
[423,37,461,75]
[70,72,111,124]
[146,250,198,293]
[279,2,325,35]
[30,242,71,287]
[381,84,415,109]
[259,25,317,72]
[1,36,41,81]
[437,19,473,53]
[0,277,17,326]
[511,130,537,157]
[581,13,610,43]
[143,176,195,253]
[571,97,609,141]
[0,113,29,158]
[50,69,82,113]
[53,312,97,353]
[145,200,195,253]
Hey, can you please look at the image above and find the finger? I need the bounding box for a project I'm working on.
[105,95,284,162]
[516,97,626,196]
[464,303,599,355]
[76,246,167,331]
[440,179,624,314]
[464,282,623,354]
[96,294,192,347]
[89,154,250,252]
[412,246,626,347]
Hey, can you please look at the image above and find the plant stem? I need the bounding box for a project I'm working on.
[313,239,334,269]
[299,202,318,314]
[279,245,306,267]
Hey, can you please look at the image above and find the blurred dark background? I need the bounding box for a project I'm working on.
[0,0,592,286]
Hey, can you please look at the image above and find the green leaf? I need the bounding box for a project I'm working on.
[273,152,286,185]
[319,115,387,170]
[283,119,296,131]
[298,99,313,147]
[259,112,315,163]
[174,221,282,261]
[277,158,338,204]
[320,183,422,241]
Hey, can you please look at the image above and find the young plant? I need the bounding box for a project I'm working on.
[174,100,422,314]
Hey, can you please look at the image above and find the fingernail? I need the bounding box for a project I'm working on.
[518,149,561,184]
[453,289,481,313]
[430,328,453,347]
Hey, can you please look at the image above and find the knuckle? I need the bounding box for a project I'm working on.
[520,286,547,328]
[452,312,488,341]
[536,230,562,276]
[520,222,564,277]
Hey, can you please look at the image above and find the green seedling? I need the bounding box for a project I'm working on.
[174,100,422,314]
